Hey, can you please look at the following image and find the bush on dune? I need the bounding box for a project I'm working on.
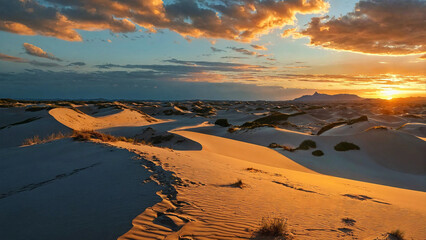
[22,132,69,146]
[215,118,231,127]
[255,217,293,239]
[297,140,316,150]
[312,150,324,156]
[389,229,405,240]
[334,142,360,151]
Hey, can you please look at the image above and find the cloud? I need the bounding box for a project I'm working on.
[0,52,61,67]
[251,44,267,50]
[0,0,329,42]
[95,59,268,73]
[298,0,426,55]
[0,53,27,63]
[0,69,315,100]
[67,62,86,67]
[420,54,426,60]
[211,47,225,52]
[23,43,61,61]
[228,47,257,56]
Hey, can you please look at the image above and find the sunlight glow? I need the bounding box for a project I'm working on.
[379,89,400,100]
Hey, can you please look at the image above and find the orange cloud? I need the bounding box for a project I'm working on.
[251,44,267,50]
[299,0,426,55]
[0,0,329,42]
[23,43,61,61]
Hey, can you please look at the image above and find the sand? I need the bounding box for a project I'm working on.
[0,100,425,240]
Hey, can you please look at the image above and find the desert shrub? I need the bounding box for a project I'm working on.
[256,217,293,239]
[334,142,360,151]
[72,130,118,142]
[215,118,230,127]
[227,127,238,133]
[312,150,324,156]
[22,132,69,146]
[252,111,305,125]
[317,121,346,135]
[297,140,316,150]
[389,229,405,240]
[240,121,276,129]
[341,218,356,226]
[282,145,296,152]
[346,115,368,125]
[268,143,281,148]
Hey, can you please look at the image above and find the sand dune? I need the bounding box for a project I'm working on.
[49,107,162,131]
[1,100,425,240]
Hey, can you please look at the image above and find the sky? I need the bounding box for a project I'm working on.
[0,0,425,100]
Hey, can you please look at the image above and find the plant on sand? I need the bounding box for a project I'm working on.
[389,229,405,240]
[334,142,360,151]
[256,217,293,239]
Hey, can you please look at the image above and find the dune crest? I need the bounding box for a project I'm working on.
[49,108,162,130]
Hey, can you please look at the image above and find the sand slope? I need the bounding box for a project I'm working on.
[49,108,161,131]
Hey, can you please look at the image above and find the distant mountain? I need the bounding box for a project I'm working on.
[292,92,363,102]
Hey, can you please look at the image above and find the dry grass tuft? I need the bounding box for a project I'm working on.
[72,130,136,143]
[22,132,69,146]
[389,229,405,240]
[256,217,293,239]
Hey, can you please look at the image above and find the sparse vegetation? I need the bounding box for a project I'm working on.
[256,217,293,239]
[312,150,324,156]
[268,143,280,148]
[334,142,360,151]
[72,130,134,143]
[297,140,316,150]
[317,121,346,135]
[215,118,230,127]
[227,126,238,133]
[150,134,174,144]
[341,218,356,226]
[22,132,69,146]
[346,115,368,125]
[389,229,405,240]
[317,115,369,135]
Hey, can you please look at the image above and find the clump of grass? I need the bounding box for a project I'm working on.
[22,132,69,146]
[215,118,230,127]
[297,139,316,150]
[334,142,360,151]
[227,126,238,133]
[268,143,281,148]
[282,145,296,152]
[312,150,324,156]
[341,218,356,226]
[389,229,405,240]
[256,217,293,239]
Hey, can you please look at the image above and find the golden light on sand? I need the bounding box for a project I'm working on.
[379,88,400,100]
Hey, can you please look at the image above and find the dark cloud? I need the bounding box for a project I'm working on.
[0,69,314,100]
[298,0,426,55]
[0,52,61,67]
[95,59,268,73]
[23,43,61,61]
[0,0,329,41]
[251,44,267,50]
[211,47,225,52]
[228,47,257,56]
[67,62,86,67]
[0,53,27,63]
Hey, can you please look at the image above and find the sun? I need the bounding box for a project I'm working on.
[379,89,399,100]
